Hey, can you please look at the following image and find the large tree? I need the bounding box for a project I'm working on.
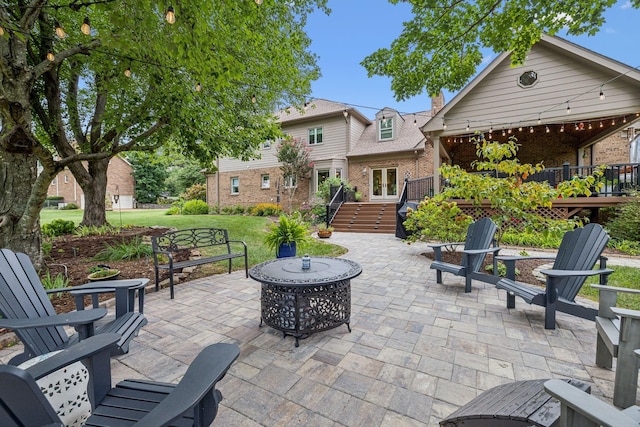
[0,0,328,264]
[362,0,635,99]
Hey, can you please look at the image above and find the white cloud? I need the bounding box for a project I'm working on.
[605,27,616,34]
[621,1,632,10]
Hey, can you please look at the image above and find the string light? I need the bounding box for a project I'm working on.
[413,116,417,126]
[560,124,564,132]
[466,121,470,131]
[545,126,550,133]
[124,67,132,77]
[611,119,616,125]
[255,0,264,4]
[442,119,447,129]
[502,129,506,136]
[46,52,55,61]
[54,20,66,38]
[566,102,571,114]
[251,94,257,103]
[81,16,91,35]
[599,85,605,101]
[195,82,202,92]
[588,122,592,130]
[537,114,541,124]
[0,26,4,36]
[600,121,604,128]
[529,126,534,133]
[165,6,176,24]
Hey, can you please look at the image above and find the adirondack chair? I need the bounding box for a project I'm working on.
[0,333,239,427]
[544,378,640,427]
[0,248,148,365]
[495,223,613,329]
[591,283,640,408]
[430,217,501,293]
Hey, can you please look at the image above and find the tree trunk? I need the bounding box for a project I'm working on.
[0,147,43,267]
[73,158,110,227]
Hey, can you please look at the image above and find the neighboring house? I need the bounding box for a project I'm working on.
[47,156,136,209]
[206,99,436,210]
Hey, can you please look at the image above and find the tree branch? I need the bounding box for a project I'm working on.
[31,39,101,80]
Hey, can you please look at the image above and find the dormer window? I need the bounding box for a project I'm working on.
[379,117,393,140]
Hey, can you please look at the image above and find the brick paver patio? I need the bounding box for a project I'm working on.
[2,232,636,426]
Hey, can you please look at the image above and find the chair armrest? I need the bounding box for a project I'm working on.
[543,379,638,427]
[133,343,240,427]
[0,308,107,330]
[541,268,614,278]
[591,284,640,295]
[464,247,501,255]
[495,255,556,262]
[429,242,464,249]
[24,334,119,381]
[611,307,640,321]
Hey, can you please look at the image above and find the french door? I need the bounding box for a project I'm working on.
[371,167,397,200]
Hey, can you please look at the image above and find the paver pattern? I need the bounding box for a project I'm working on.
[2,232,637,426]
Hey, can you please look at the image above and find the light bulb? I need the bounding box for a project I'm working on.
[566,103,571,114]
[54,21,66,38]
[255,0,263,4]
[413,118,417,126]
[537,115,541,124]
[560,125,564,132]
[611,119,616,125]
[442,120,447,129]
[81,17,91,35]
[166,6,176,24]
[529,127,534,133]
[502,129,506,136]
[195,82,202,92]
[124,67,132,77]
[599,90,605,101]
[600,121,604,128]
[251,94,257,104]
[0,26,4,36]
[588,123,592,130]
[545,126,550,133]
[466,122,470,131]
[46,52,55,61]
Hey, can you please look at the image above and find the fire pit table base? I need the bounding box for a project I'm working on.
[249,257,362,347]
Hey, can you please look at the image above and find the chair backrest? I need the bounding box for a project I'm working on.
[463,218,498,272]
[553,223,610,301]
[0,249,69,361]
[0,364,62,426]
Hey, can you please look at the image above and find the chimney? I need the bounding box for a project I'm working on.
[431,92,445,115]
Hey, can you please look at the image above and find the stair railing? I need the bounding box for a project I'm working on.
[326,184,345,225]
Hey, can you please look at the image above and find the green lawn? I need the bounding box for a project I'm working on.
[40,209,347,272]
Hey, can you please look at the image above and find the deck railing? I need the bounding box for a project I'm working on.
[404,162,640,202]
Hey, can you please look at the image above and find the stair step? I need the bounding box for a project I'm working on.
[330,202,396,234]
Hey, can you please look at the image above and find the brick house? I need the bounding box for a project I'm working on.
[206,99,436,210]
[207,34,640,211]
[47,155,136,209]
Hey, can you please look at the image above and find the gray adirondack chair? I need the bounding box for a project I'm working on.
[495,223,613,329]
[0,333,239,427]
[544,377,640,427]
[0,248,147,365]
[430,217,500,293]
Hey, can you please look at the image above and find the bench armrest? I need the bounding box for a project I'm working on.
[543,379,638,427]
[227,239,247,248]
[0,308,107,330]
[133,343,240,427]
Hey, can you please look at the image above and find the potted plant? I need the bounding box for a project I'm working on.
[317,223,334,238]
[264,214,310,258]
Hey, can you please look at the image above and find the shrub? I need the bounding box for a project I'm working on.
[75,225,117,237]
[60,203,79,210]
[316,177,352,202]
[402,198,473,246]
[221,205,234,215]
[42,219,75,237]
[182,199,209,215]
[94,237,153,261]
[181,183,206,201]
[41,271,69,296]
[233,205,246,215]
[605,197,640,242]
[165,206,181,215]
[251,203,282,216]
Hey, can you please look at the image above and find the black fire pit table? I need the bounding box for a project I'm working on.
[249,256,362,347]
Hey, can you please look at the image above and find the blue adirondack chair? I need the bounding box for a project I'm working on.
[0,248,147,365]
[0,333,239,427]
[430,217,501,293]
[495,223,613,329]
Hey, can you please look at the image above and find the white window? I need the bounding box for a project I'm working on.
[261,174,270,189]
[308,127,323,145]
[335,168,342,179]
[231,177,239,194]
[379,118,393,140]
[64,175,69,184]
[51,178,57,186]
[283,176,297,188]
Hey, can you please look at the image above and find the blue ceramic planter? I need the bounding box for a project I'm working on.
[277,242,297,258]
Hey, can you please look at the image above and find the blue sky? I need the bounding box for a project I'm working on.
[305,0,640,119]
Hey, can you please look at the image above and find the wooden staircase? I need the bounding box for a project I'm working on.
[330,202,396,233]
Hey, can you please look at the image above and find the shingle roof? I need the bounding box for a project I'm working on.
[276,99,370,125]
[347,110,431,157]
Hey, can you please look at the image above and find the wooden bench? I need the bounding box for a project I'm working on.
[440,379,591,426]
[152,228,248,299]
[592,284,640,408]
